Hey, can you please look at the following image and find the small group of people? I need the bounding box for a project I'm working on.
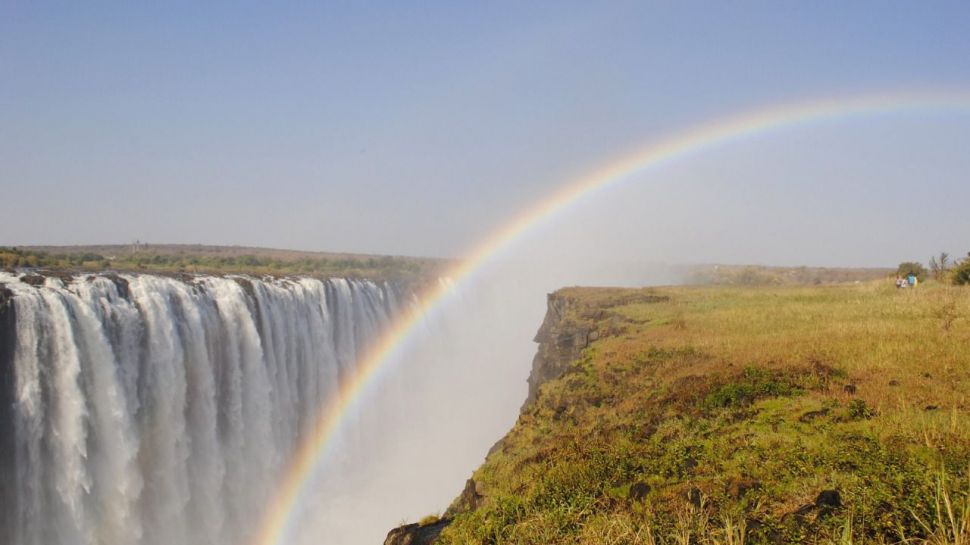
[895,274,919,289]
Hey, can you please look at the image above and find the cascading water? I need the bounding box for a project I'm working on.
[0,272,407,545]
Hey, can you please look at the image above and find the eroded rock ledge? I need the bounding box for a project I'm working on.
[383,518,452,545]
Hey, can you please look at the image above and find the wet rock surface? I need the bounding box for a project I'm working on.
[0,283,17,543]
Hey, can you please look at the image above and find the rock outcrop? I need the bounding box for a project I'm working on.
[522,292,592,409]
[385,291,592,544]
[383,518,452,545]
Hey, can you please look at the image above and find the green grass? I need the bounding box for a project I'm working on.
[436,281,970,544]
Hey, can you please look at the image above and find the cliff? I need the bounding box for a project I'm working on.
[522,292,592,409]
[0,283,16,543]
[386,282,970,545]
[385,288,669,544]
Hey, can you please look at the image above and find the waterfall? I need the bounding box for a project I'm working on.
[0,272,406,545]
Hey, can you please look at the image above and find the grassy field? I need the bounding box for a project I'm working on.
[436,280,970,545]
[0,244,446,280]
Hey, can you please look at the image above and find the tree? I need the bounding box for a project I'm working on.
[896,261,927,280]
[929,252,951,281]
[952,253,970,286]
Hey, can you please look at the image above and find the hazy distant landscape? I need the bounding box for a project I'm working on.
[1,244,896,287]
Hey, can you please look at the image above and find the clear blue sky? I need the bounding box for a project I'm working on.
[3,2,969,266]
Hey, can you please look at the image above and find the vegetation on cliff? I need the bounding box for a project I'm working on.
[0,245,445,280]
[432,282,969,544]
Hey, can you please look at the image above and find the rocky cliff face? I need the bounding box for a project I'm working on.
[383,290,603,544]
[383,518,452,545]
[522,292,594,410]
[0,283,16,544]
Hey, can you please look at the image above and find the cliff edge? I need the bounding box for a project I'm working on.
[386,282,970,545]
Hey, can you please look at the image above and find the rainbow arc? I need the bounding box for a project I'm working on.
[252,90,970,545]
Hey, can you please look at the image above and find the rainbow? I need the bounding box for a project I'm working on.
[252,90,970,545]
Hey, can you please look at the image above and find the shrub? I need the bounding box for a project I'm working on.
[846,399,874,419]
[897,261,927,280]
[952,257,970,286]
[703,366,801,409]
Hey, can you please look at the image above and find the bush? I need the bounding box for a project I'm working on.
[897,261,927,280]
[847,399,874,419]
[703,366,801,409]
[952,255,970,286]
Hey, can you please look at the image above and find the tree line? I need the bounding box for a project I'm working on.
[897,251,970,285]
[0,247,438,279]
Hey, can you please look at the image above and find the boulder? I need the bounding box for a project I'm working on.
[628,482,650,502]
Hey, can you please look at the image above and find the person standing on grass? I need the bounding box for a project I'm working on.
[907,273,917,287]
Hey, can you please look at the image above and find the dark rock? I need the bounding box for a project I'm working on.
[0,285,12,309]
[922,372,932,379]
[815,489,842,518]
[687,487,703,508]
[629,482,650,502]
[924,405,939,411]
[843,384,857,394]
[20,274,45,287]
[233,277,256,299]
[446,479,483,516]
[0,283,17,543]
[103,273,130,299]
[888,380,899,387]
[384,518,451,545]
[792,489,842,520]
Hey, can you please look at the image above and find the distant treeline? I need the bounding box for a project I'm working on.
[687,253,970,287]
[897,251,970,285]
[686,265,891,286]
[0,246,441,279]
